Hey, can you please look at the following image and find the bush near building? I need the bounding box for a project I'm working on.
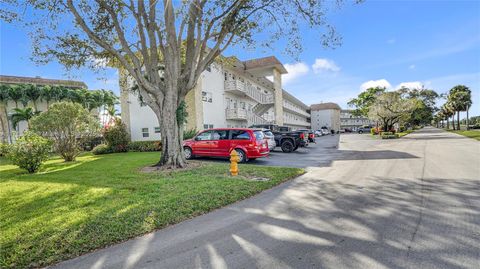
[127,141,162,152]
[31,102,100,161]
[103,119,130,152]
[5,131,51,173]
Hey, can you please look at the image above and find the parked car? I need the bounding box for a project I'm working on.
[256,128,276,151]
[357,126,372,134]
[250,124,308,152]
[314,130,322,136]
[320,128,330,136]
[297,129,316,143]
[183,128,269,162]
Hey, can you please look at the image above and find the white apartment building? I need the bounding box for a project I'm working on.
[340,109,376,131]
[120,56,311,141]
[310,103,341,132]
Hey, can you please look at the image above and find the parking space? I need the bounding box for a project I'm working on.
[193,134,341,168]
[250,134,340,168]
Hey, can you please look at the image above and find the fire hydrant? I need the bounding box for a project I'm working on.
[230,150,240,176]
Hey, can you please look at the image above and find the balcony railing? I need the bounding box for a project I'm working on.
[283,103,310,117]
[225,108,248,120]
[225,80,274,105]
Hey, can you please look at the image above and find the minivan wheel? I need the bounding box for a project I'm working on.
[358,130,364,134]
[281,140,294,153]
[184,147,193,159]
[235,149,247,163]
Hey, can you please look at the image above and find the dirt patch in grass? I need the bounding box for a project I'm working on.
[139,160,203,173]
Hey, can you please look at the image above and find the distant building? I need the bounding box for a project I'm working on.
[310,102,341,131]
[340,109,375,131]
[0,75,87,142]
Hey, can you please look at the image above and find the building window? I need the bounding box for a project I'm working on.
[224,72,228,81]
[202,91,212,102]
[154,127,161,133]
[203,124,214,129]
[142,128,149,137]
[206,65,211,72]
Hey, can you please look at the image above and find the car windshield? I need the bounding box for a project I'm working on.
[264,131,273,137]
[253,131,265,141]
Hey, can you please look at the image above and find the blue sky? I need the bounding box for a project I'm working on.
[1,0,479,116]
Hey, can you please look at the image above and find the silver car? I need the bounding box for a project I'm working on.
[260,129,276,151]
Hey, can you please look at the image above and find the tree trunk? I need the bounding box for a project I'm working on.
[447,118,449,129]
[457,111,461,130]
[466,106,469,130]
[153,86,187,169]
[451,115,455,130]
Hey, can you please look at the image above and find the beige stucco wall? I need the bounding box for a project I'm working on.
[185,77,203,131]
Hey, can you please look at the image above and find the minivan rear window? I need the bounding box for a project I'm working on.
[263,131,273,137]
[253,131,265,141]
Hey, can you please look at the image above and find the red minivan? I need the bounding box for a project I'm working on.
[183,128,269,162]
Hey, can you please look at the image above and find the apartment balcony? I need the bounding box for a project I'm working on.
[225,80,274,105]
[225,108,248,120]
[283,103,310,117]
[284,118,311,127]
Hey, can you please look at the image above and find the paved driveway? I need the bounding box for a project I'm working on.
[193,134,342,168]
[52,127,480,269]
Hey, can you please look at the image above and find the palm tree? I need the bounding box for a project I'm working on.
[441,104,454,130]
[40,85,56,108]
[448,85,472,130]
[7,85,24,109]
[11,107,38,129]
[24,84,42,111]
[0,85,12,143]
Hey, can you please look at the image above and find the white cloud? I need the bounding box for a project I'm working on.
[396,81,424,90]
[283,62,309,84]
[409,64,416,70]
[312,58,340,73]
[360,79,392,91]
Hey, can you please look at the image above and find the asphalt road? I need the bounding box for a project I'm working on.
[51,127,480,269]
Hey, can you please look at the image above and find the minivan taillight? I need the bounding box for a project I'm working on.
[300,133,305,139]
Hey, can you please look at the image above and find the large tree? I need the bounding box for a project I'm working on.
[398,87,439,126]
[1,0,357,168]
[348,87,386,117]
[368,91,417,132]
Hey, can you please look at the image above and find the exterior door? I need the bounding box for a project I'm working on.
[192,130,212,155]
[210,129,230,156]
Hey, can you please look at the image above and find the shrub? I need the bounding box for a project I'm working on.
[103,119,130,152]
[381,132,394,136]
[183,129,197,140]
[370,127,379,135]
[6,132,51,173]
[128,141,162,152]
[381,134,399,139]
[30,102,100,162]
[0,142,10,156]
[91,144,112,155]
[399,126,406,132]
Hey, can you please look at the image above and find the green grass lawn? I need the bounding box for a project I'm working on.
[0,152,303,268]
[447,129,480,141]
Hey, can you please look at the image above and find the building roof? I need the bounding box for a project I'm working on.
[0,75,87,88]
[310,102,341,111]
[243,56,288,75]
